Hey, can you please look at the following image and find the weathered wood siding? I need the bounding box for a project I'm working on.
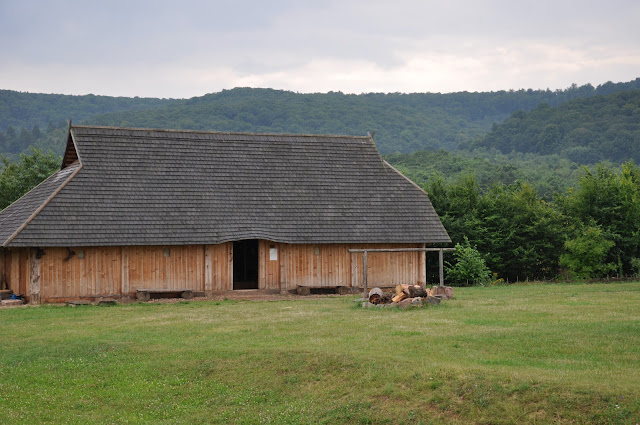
[258,240,281,291]
[277,243,425,289]
[40,247,121,300]
[205,242,233,293]
[125,245,206,296]
[1,241,426,302]
[349,244,426,287]
[279,244,350,289]
[1,248,30,298]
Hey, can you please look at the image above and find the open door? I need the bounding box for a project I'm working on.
[233,239,258,289]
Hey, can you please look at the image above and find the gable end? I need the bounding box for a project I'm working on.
[61,127,79,169]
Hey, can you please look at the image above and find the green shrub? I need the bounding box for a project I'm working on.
[446,237,492,286]
[559,226,617,279]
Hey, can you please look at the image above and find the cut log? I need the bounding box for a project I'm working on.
[403,285,427,298]
[396,284,412,296]
[368,287,384,304]
[392,292,407,303]
[380,293,392,304]
[426,296,441,305]
[413,285,427,297]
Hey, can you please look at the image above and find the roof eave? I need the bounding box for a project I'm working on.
[2,163,83,247]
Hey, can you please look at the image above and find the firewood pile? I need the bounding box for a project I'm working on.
[361,284,453,309]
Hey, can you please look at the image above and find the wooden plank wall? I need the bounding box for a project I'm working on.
[258,240,281,291]
[348,244,425,287]
[31,244,231,301]
[2,241,425,302]
[205,242,233,292]
[0,249,5,289]
[1,248,30,298]
[280,244,350,288]
[126,245,207,295]
[277,243,425,289]
[40,247,121,300]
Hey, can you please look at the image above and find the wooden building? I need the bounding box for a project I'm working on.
[0,125,450,303]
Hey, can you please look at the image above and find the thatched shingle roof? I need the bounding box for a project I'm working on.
[0,125,450,247]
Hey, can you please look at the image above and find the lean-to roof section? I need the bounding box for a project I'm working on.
[0,162,82,247]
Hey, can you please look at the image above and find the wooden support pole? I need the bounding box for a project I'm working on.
[418,248,426,285]
[121,247,130,299]
[29,248,41,305]
[362,250,368,300]
[204,245,213,297]
[439,249,444,287]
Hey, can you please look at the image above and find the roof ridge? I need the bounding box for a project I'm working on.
[2,162,82,247]
[71,124,371,139]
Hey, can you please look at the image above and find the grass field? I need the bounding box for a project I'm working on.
[1,282,639,424]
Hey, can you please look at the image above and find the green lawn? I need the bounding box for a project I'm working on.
[1,283,639,424]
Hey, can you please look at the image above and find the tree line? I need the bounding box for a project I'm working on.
[0,124,67,158]
[468,90,640,163]
[2,150,639,284]
[430,162,640,284]
[3,79,639,157]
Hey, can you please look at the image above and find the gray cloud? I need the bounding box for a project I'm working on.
[1,0,638,96]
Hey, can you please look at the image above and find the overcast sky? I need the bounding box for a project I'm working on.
[1,0,639,98]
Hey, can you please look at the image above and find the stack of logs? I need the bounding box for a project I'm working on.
[364,284,453,308]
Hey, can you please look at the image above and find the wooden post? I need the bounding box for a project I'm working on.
[418,248,426,285]
[439,249,444,287]
[204,245,213,297]
[279,245,288,294]
[29,248,41,305]
[121,247,130,299]
[227,242,233,291]
[362,250,368,299]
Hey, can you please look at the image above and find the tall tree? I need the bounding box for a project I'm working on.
[0,148,60,210]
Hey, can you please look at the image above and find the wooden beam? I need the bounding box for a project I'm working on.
[121,247,130,299]
[439,249,444,287]
[348,248,456,253]
[362,250,368,300]
[29,248,41,305]
[418,247,426,285]
[279,244,288,294]
[204,245,213,297]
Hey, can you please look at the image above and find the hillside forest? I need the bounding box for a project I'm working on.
[2,78,640,284]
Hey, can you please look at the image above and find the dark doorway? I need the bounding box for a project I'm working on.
[233,239,259,289]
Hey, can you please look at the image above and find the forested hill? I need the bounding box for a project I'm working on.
[468,89,640,163]
[1,78,639,157]
[0,90,173,131]
[82,81,639,154]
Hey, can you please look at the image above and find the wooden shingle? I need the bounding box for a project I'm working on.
[0,125,450,247]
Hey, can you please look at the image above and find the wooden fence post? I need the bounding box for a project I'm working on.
[439,249,444,287]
